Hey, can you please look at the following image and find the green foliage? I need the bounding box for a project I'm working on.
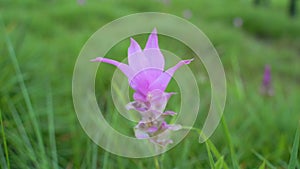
[288,125,300,169]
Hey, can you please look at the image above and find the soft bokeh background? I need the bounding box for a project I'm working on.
[1,0,299,168]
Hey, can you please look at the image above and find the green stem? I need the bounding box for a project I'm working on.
[154,156,160,169]
[181,126,230,169]
[0,109,10,169]
[206,141,215,169]
[221,117,239,169]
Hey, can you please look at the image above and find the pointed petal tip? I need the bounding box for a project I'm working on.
[90,57,103,62]
[152,28,157,34]
[183,58,194,64]
[129,37,139,46]
[128,37,142,56]
[145,28,159,49]
[130,37,135,42]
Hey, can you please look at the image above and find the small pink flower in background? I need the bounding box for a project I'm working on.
[233,17,243,28]
[92,28,193,146]
[182,9,193,20]
[77,0,86,5]
[260,64,274,96]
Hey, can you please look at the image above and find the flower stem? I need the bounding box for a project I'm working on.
[154,156,161,169]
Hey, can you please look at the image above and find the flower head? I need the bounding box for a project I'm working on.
[92,28,193,146]
[260,64,274,96]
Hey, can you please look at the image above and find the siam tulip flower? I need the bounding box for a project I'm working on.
[91,28,193,146]
[260,64,274,96]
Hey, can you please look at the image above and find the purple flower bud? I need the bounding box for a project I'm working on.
[260,64,274,96]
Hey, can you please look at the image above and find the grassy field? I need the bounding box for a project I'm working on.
[1,0,300,168]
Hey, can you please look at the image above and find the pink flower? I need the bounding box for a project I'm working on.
[260,64,274,96]
[92,28,193,146]
[91,28,193,102]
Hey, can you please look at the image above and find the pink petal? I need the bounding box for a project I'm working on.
[91,57,134,79]
[133,92,147,102]
[147,126,158,133]
[143,49,165,70]
[163,111,177,116]
[145,28,159,49]
[160,121,181,131]
[128,38,150,71]
[125,101,149,112]
[130,69,163,95]
[135,129,149,139]
[167,124,182,131]
[165,92,176,100]
[148,59,194,91]
[161,121,168,130]
[147,90,169,113]
[165,59,193,76]
[144,28,164,70]
[128,38,142,56]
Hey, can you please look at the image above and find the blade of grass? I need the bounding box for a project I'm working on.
[47,88,59,169]
[205,141,215,169]
[179,139,190,168]
[288,124,300,169]
[258,160,266,169]
[102,101,118,169]
[154,156,161,169]
[7,97,39,167]
[0,109,10,169]
[207,140,230,169]
[102,146,110,169]
[182,127,230,169]
[0,16,48,167]
[116,156,126,169]
[252,150,276,169]
[221,117,239,169]
[230,53,245,100]
[91,142,98,169]
[215,156,224,169]
[0,142,8,169]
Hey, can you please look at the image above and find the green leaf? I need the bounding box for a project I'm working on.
[206,142,215,169]
[252,150,276,169]
[0,109,10,169]
[221,117,239,169]
[288,124,300,169]
[258,160,266,169]
[215,156,224,169]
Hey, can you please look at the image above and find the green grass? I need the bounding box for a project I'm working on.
[288,124,300,169]
[1,0,300,168]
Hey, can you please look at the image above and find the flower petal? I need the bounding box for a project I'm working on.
[147,90,169,113]
[145,28,159,49]
[147,126,158,133]
[163,111,177,116]
[161,121,181,131]
[134,129,149,139]
[144,28,164,70]
[148,59,194,91]
[128,38,150,71]
[143,49,165,70]
[128,38,142,56]
[91,57,134,79]
[130,68,163,96]
[125,101,149,112]
[133,92,147,102]
[150,130,173,147]
[167,124,182,131]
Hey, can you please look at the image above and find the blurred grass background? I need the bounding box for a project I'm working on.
[0,0,300,168]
